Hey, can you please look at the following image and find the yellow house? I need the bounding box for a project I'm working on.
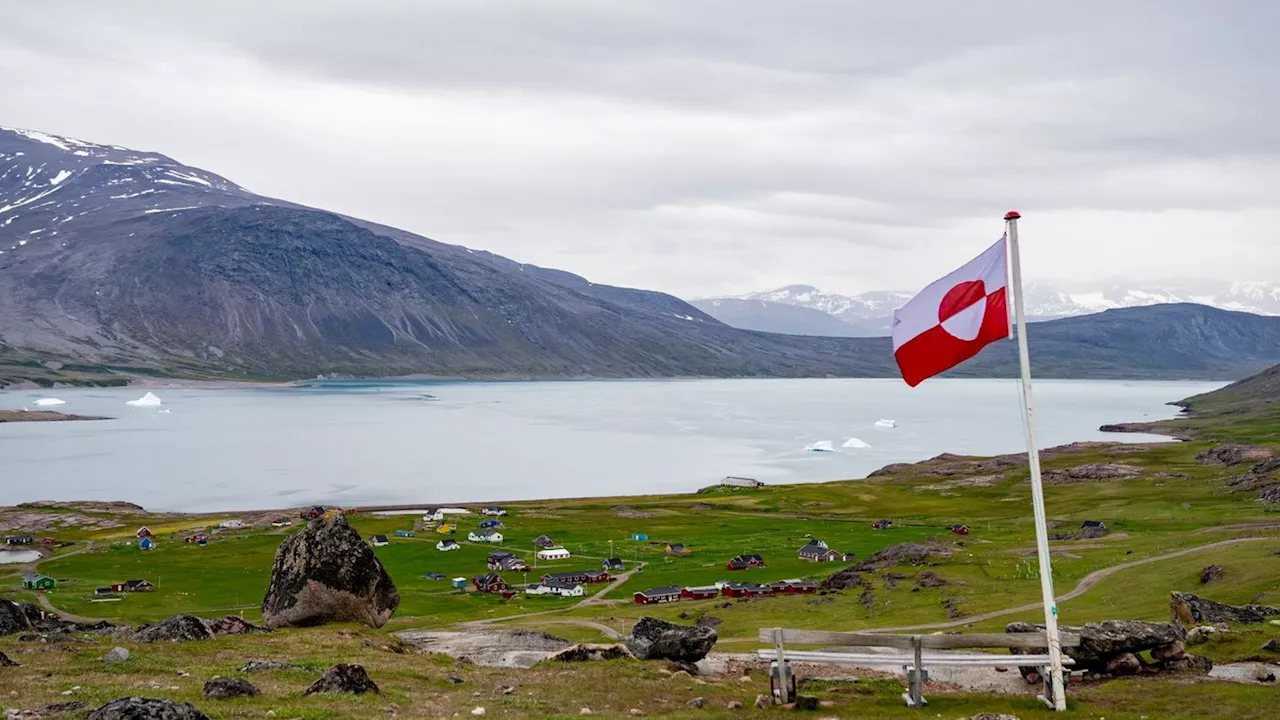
[435,524,455,535]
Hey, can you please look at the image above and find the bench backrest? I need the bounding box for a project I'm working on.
[758,628,1081,650]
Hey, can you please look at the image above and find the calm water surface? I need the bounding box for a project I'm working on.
[0,379,1222,512]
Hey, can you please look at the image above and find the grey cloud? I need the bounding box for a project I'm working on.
[0,1,1276,297]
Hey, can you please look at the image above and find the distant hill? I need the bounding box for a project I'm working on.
[688,298,884,337]
[4,126,1280,384]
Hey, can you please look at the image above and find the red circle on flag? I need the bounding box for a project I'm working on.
[938,280,986,323]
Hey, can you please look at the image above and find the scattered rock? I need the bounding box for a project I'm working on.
[881,572,906,590]
[1170,592,1280,625]
[821,569,871,591]
[495,686,516,695]
[628,710,644,717]
[1262,639,1280,652]
[445,676,465,684]
[1196,444,1273,466]
[86,698,210,720]
[470,708,485,716]
[207,616,264,635]
[727,700,743,710]
[1186,626,1220,645]
[793,695,819,711]
[10,702,89,719]
[202,678,259,699]
[686,698,706,708]
[670,670,692,681]
[738,675,752,683]
[1199,565,1226,585]
[103,648,129,664]
[968,715,1021,720]
[1008,620,1185,671]
[547,644,633,662]
[261,512,400,629]
[1105,653,1141,676]
[847,543,953,573]
[1164,654,1214,674]
[132,616,214,643]
[304,664,380,695]
[1043,463,1142,483]
[626,617,717,663]
[913,571,949,589]
[695,616,722,629]
[238,659,301,673]
[755,695,771,709]
[579,708,592,715]
[1152,641,1186,661]
[0,650,18,667]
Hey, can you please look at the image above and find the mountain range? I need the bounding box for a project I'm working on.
[694,282,1280,337]
[4,125,1280,385]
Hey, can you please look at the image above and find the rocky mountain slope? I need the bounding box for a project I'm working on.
[700,282,1280,337]
[3,126,1280,383]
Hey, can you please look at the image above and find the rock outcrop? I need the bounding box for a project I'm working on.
[132,615,214,643]
[202,677,259,699]
[86,698,210,720]
[1197,444,1273,466]
[1042,463,1142,483]
[239,659,302,673]
[1007,620,1196,675]
[261,512,399,629]
[1170,592,1280,625]
[625,617,717,663]
[850,543,953,573]
[548,644,634,662]
[304,664,380,695]
[1199,565,1225,584]
[0,649,19,666]
[207,616,263,635]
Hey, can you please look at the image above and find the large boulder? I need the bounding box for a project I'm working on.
[261,513,399,629]
[1196,444,1273,466]
[87,698,209,720]
[132,615,214,643]
[1007,620,1185,669]
[304,664,380,695]
[207,616,264,635]
[203,677,259,699]
[625,617,717,663]
[547,644,634,662]
[0,600,35,636]
[0,649,19,666]
[1170,592,1280,625]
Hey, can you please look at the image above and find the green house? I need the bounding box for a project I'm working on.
[22,573,55,591]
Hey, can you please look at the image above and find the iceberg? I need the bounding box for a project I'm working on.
[842,437,871,449]
[157,409,171,414]
[126,392,163,407]
[33,398,66,407]
[805,440,836,453]
[874,419,897,428]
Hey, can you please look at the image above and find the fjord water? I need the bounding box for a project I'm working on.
[1,379,1222,512]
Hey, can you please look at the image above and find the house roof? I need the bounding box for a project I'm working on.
[604,557,623,564]
[23,573,50,582]
[684,585,719,593]
[539,581,582,591]
[1081,520,1106,527]
[371,534,388,542]
[473,529,501,537]
[125,579,152,587]
[439,539,459,546]
[474,573,504,584]
[636,585,682,597]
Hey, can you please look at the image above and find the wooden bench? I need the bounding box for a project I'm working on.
[758,628,1080,708]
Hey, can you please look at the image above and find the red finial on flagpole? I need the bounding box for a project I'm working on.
[1004,210,1021,220]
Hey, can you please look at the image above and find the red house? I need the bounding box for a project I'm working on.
[726,554,767,571]
[681,586,719,601]
[634,586,682,604]
[472,573,508,592]
[949,524,970,536]
[542,569,612,585]
[721,582,768,598]
[778,580,820,594]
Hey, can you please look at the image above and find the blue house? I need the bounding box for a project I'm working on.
[139,537,154,551]
[197,537,207,547]
[631,533,648,541]
[479,519,504,529]
[395,530,415,538]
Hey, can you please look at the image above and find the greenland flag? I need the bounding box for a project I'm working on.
[891,238,1011,387]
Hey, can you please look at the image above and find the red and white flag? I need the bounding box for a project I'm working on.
[891,238,1011,387]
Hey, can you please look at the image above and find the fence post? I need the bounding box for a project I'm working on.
[773,628,789,704]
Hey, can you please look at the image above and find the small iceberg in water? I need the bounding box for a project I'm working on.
[842,437,871,449]
[805,440,836,453]
[157,408,171,414]
[126,392,163,407]
[874,419,897,428]
[33,398,66,407]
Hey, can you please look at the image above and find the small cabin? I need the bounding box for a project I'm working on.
[631,533,648,541]
[451,577,468,589]
[721,476,764,488]
[1080,520,1108,538]
[533,535,556,549]
[721,582,769,598]
[271,517,293,528]
[395,530,415,538]
[5,535,34,545]
[112,579,155,593]
[370,535,389,547]
[681,586,719,601]
[94,587,116,596]
[437,539,460,551]
[479,519,504,529]
[634,586,682,605]
[526,581,584,598]
[435,524,456,535]
[871,519,893,530]
[602,557,625,571]
[949,524,970,536]
[138,537,154,551]
[481,506,508,517]
[219,519,245,529]
[665,543,691,557]
[536,548,571,561]
[135,527,153,539]
[22,574,55,591]
[422,508,446,522]
[301,506,326,520]
[468,529,504,543]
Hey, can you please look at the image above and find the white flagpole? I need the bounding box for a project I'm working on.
[1004,210,1067,711]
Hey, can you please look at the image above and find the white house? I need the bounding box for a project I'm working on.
[219,519,245,529]
[437,539,460,551]
[422,509,446,522]
[468,529,504,543]
[370,534,389,547]
[481,506,508,517]
[536,547,571,561]
[525,581,584,597]
[720,476,764,488]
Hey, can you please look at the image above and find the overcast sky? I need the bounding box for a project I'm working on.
[2,1,1276,298]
